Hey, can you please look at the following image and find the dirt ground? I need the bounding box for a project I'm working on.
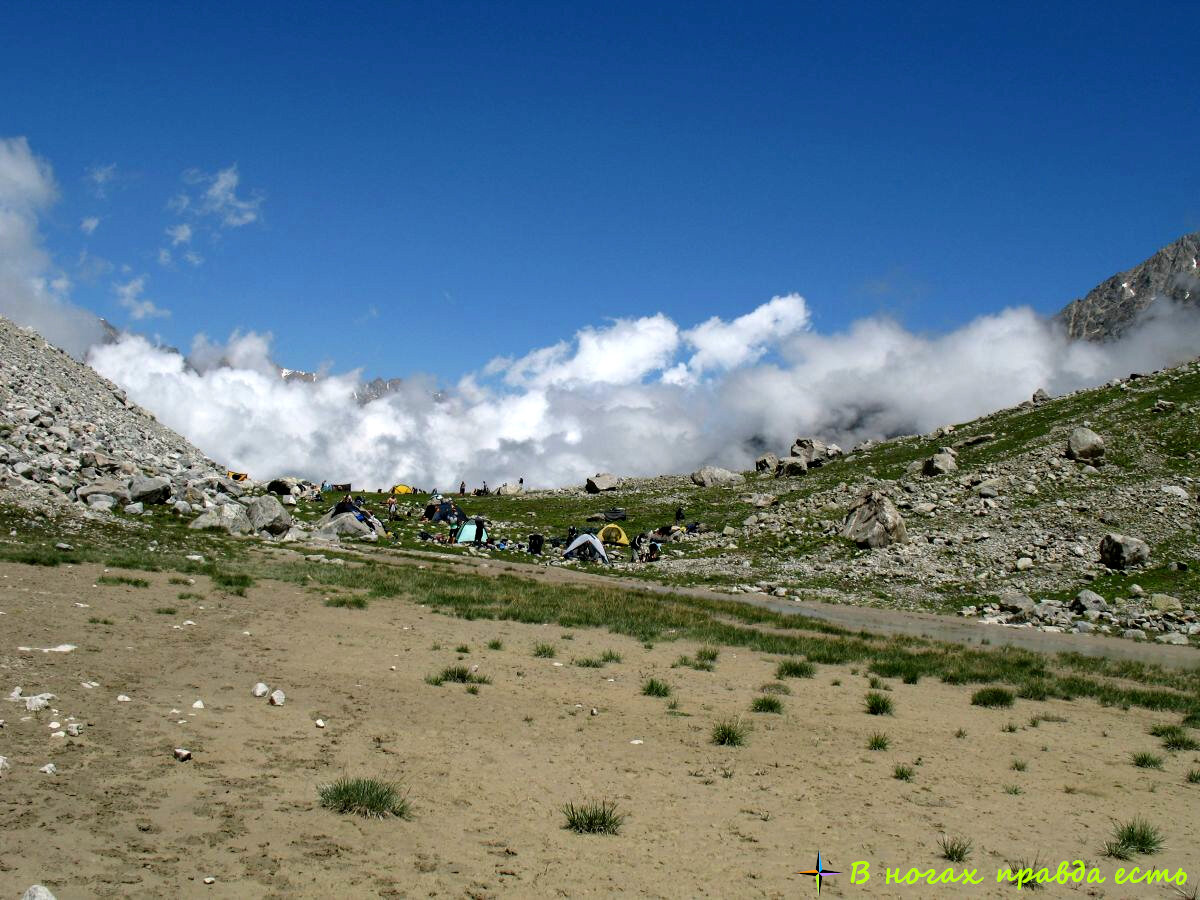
[1,560,1198,899]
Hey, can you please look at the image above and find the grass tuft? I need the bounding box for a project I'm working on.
[154,606,176,615]
[1131,751,1164,769]
[971,687,1015,708]
[425,665,490,686]
[939,835,972,863]
[1150,724,1200,752]
[487,639,503,650]
[318,777,409,818]
[760,682,791,695]
[641,678,671,698]
[776,658,815,679]
[711,718,748,746]
[600,649,623,664]
[562,799,624,835]
[325,595,367,609]
[750,695,783,714]
[1105,817,1164,857]
[865,692,893,715]
[893,764,914,781]
[533,643,557,658]
[867,732,890,751]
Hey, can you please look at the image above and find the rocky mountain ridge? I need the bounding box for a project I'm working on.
[1057,230,1200,340]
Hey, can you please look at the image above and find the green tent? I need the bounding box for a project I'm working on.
[454,518,489,544]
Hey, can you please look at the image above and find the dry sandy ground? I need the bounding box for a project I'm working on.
[1,559,1198,899]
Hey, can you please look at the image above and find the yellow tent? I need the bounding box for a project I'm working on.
[390,483,414,495]
[226,471,249,482]
[597,523,630,546]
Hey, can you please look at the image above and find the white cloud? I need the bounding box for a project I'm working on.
[491,314,681,388]
[113,275,169,320]
[0,136,108,356]
[87,293,1200,489]
[80,216,99,235]
[166,223,192,245]
[85,162,116,199]
[680,293,811,377]
[183,250,203,267]
[177,163,262,228]
[157,248,172,267]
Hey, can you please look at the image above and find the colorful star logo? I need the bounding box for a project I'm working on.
[797,851,840,893]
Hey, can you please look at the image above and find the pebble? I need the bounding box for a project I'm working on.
[629,739,644,745]
[0,755,10,775]
[268,690,286,706]
[203,877,215,885]
[191,700,205,709]
[117,695,131,702]
[21,887,57,900]
[252,683,269,697]
[66,723,83,736]
[173,748,192,761]
[39,763,57,775]
[315,719,325,728]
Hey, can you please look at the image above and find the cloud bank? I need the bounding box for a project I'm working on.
[86,296,1200,489]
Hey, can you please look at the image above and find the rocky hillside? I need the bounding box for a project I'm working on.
[0,316,224,516]
[1058,230,1200,339]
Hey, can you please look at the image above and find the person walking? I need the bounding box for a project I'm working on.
[460,480,466,496]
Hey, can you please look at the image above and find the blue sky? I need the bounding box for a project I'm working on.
[6,0,1198,380]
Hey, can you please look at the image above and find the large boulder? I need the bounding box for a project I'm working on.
[78,477,132,504]
[1099,533,1150,569]
[496,482,524,496]
[188,503,253,535]
[690,466,744,488]
[1066,426,1105,462]
[267,478,299,496]
[1070,589,1109,614]
[129,474,172,505]
[244,494,293,535]
[922,452,958,476]
[775,457,808,477]
[585,473,619,493]
[754,452,780,473]
[215,476,245,497]
[315,512,377,541]
[789,438,842,468]
[840,490,907,548]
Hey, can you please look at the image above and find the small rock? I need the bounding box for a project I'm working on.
[268,690,286,706]
[21,887,57,900]
[173,748,192,761]
[0,755,10,775]
[1099,533,1150,569]
[1015,557,1034,571]
[39,763,57,775]
[204,877,216,885]
[315,719,325,728]
[252,682,270,697]
[192,700,205,709]
[66,723,83,736]
[117,694,132,702]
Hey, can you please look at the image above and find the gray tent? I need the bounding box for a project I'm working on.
[563,532,610,564]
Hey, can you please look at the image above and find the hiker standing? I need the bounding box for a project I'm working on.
[459,480,466,496]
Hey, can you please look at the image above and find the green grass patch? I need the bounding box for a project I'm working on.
[533,643,557,658]
[750,695,783,714]
[425,665,491,686]
[893,764,914,781]
[865,692,893,715]
[867,732,890,750]
[318,777,410,818]
[776,658,815,679]
[1104,817,1164,857]
[562,799,624,835]
[938,835,972,863]
[486,639,503,650]
[971,687,1015,708]
[1131,751,1164,769]
[325,595,368,609]
[154,607,177,615]
[711,718,748,746]
[641,678,671,698]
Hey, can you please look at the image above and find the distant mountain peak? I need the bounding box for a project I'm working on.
[1058,230,1200,340]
